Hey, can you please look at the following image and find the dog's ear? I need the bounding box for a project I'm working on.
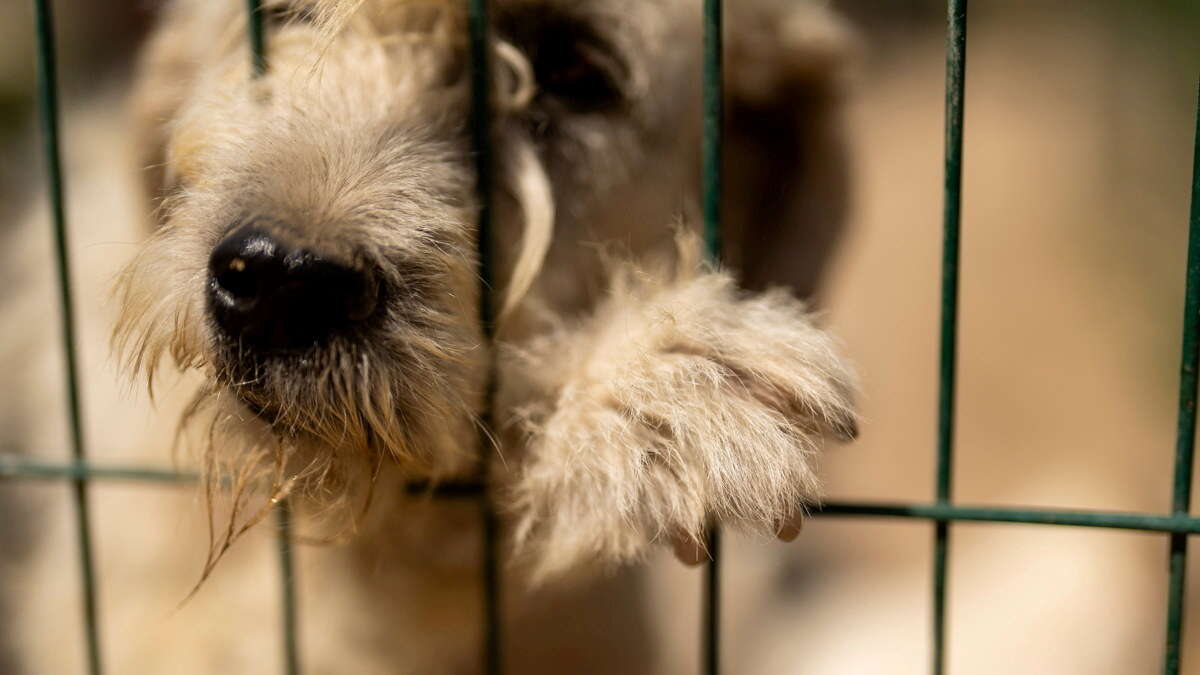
[722,1,859,301]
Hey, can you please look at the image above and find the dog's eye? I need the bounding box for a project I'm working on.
[498,10,628,114]
[533,36,626,112]
[532,33,627,112]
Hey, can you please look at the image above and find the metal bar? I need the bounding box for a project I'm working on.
[0,454,194,482]
[703,526,721,675]
[404,480,486,498]
[817,501,1200,534]
[246,0,266,77]
[466,0,501,672]
[275,501,301,675]
[238,5,300,672]
[933,1,967,673]
[1163,77,1200,675]
[19,444,1200,534]
[932,521,949,675]
[21,450,1200,534]
[701,1,723,673]
[0,454,486,496]
[702,0,723,262]
[21,448,1200,535]
[31,1,103,672]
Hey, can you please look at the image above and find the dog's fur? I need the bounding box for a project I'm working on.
[5,0,857,671]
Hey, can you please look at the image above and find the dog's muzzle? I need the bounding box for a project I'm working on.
[207,225,379,351]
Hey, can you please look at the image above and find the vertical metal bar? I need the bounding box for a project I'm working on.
[701,1,723,674]
[246,0,267,77]
[468,3,494,331]
[1163,77,1200,675]
[702,0,723,262]
[241,5,302,672]
[932,522,949,675]
[275,501,301,675]
[467,1,501,673]
[933,1,967,674]
[31,1,103,673]
[703,527,721,675]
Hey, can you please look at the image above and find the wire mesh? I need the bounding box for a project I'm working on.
[9,1,1200,674]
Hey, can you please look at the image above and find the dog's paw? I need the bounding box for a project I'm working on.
[506,265,856,580]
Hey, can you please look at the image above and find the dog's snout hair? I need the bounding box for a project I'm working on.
[114,0,860,587]
[117,2,496,505]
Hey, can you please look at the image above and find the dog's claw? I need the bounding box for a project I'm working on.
[776,515,803,542]
[671,535,709,566]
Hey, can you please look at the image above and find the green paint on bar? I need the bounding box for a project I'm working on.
[32,1,103,673]
[246,0,267,76]
[466,1,503,673]
[932,2,967,674]
[1163,77,1200,675]
[702,2,724,674]
[240,5,301,672]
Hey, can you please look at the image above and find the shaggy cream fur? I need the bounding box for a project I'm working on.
[4,0,858,671]
[115,0,857,578]
[507,237,855,579]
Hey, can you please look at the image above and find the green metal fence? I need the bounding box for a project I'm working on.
[7,0,1200,674]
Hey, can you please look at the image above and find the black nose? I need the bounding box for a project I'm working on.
[207,226,378,351]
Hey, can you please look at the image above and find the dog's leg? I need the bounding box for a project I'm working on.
[505,242,857,580]
[723,0,857,300]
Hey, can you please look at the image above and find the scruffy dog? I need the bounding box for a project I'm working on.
[8,0,856,672]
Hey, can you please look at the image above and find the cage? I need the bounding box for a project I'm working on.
[5,1,1200,673]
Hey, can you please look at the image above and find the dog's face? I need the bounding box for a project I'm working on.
[116,0,699,483]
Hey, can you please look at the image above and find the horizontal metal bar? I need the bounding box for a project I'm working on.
[0,454,194,483]
[9,454,1200,532]
[0,454,484,497]
[404,480,486,497]
[818,501,1200,534]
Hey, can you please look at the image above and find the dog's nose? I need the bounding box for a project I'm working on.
[207,226,378,350]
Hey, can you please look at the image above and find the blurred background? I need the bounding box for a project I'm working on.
[1,0,1200,673]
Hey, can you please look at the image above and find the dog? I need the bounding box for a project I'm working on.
[3,0,857,672]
